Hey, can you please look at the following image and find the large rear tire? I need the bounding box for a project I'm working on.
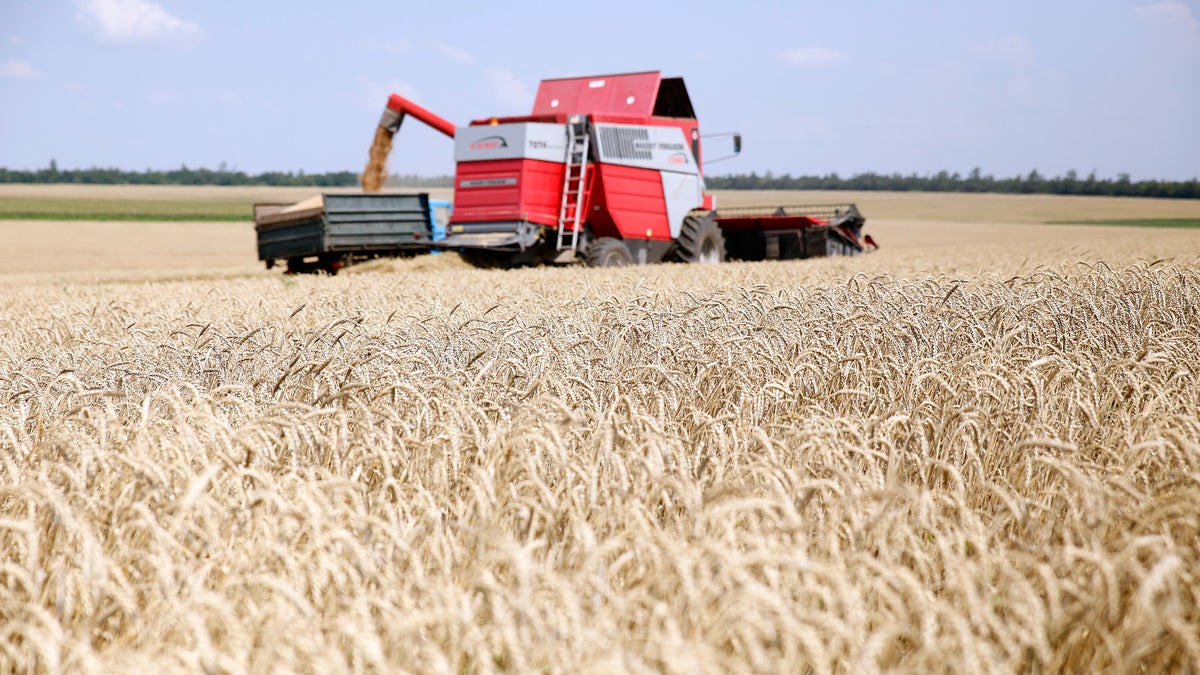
[673,212,725,264]
[585,237,633,267]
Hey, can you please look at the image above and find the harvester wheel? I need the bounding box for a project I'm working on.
[585,237,633,267]
[674,212,725,264]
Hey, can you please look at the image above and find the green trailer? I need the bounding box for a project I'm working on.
[254,193,451,274]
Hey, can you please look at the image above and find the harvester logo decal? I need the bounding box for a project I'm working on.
[469,136,508,150]
[668,152,690,165]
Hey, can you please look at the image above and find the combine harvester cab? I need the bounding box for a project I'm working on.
[372,70,876,267]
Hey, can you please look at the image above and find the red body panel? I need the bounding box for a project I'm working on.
[468,114,566,126]
[532,71,661,117]
[589,164,670,241]
[452,159,566,227]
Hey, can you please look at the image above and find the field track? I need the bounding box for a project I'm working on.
[1,187,1199,672]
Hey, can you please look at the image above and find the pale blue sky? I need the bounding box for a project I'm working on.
[2,0,1198,179]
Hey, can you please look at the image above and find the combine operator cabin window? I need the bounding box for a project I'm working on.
[653,78,697,119]
[653,77,700,164]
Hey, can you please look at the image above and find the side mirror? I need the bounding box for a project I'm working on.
[698,132,742,166]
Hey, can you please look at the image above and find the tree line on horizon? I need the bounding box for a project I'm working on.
[1,162,1197,199]
[0,161,449,189]
[706,168,1200,199]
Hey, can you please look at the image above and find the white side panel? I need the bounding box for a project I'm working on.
[594,123,699,175]
[661,172,704,239]
[454,123,567,163]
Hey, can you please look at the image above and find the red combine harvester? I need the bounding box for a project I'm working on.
[373,71,875,267]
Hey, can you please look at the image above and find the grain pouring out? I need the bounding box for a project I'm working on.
[360,125,394,193]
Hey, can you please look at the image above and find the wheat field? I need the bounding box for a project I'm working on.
[2,189,1200,673]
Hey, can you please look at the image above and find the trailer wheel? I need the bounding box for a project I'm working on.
[585,237,633,267]
[674,212,725,264]
[320,253,351,275]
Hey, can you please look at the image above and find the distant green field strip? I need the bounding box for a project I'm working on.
[1048,218,1200,229]
[0,197,254,221]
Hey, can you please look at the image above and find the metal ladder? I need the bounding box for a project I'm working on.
[555,115,589,252]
